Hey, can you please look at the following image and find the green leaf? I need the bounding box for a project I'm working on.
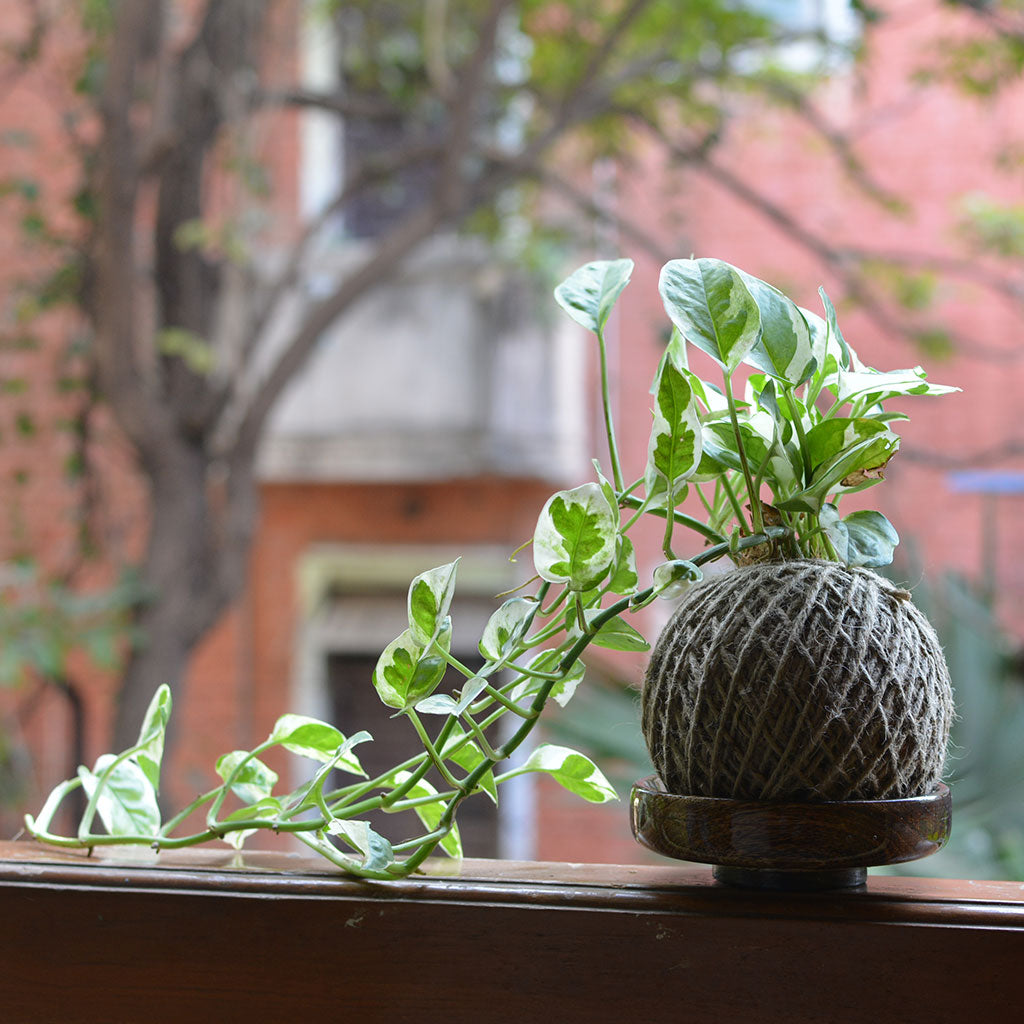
[533,483,618,592]
[741,272,816,385]
[778,431,900,513]
[442,728,498,804]
[817,288,851,369]
[216,751,279,805]
[659,258,762,372]
[326,818,395,872]
[514,744,618,803]
[803,418,892,471]
[843,510,900,567]
[644,358,703,502]
[414,693,459,715]
[653,559,704,599]
[832,366,959,406]
[269,714,366,774]
[586,613,650,652]
[701,417,800,496]
[219,797,283,850]
[554,258,634,334]
[607,534,639,595]
[479,597,537,661]
[371,624,451,710]
[135,684,171,793]
[550,660,586,708]
[79,755,161,837]
[408,560,459,646]
[388,771,462,858]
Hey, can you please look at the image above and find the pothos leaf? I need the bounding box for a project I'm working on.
[511,744,618,804]
[269,714,368,774]
[135,684,171,793]
[803,418,892,471]
[741,271,816,385]
[371,623,452,711]
[533,483,618,592]
[478,597,537,661]
[326,818,395,873]
[79,755,160,837]
[607,534,639,595]
[659,258,762,372]
[553,258,634,334]
[407,560,459,646]
[843,510,900,567]
[583,612,650,652]
[387,771,462,859]
[215,751,279,805]
[644,358,702,503]
[652,559,704,599]
[817,287,852,369]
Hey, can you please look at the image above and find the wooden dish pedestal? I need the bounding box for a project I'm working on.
[630,774,952,891]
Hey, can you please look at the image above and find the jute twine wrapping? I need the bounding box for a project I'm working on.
[642,560,954,801]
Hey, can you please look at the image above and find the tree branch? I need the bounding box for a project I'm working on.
[227,203,448,465]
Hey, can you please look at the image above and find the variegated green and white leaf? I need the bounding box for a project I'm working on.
[269,714,367,774]
[326,818,395,872]
[386,771,462,858]
[554,258,634,334]
[817,287,852,369]
[408,559,459,646]
[844,510,900,567]
[644,358,703,503]
[653,559,704,600]
[506,744,618,804]
[659,258,762,372]
[479,597,537,662]
[741,271,816,385]
[79,755,161,837]
[135,684,171,793]
[533,483,618,592]
[607,534,639,595]
[215,751,279,805]
[831,366,959,407]
[803,418,893,472]
[371,623,451,711]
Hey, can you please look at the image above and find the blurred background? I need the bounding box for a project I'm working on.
[0,0,1022,878]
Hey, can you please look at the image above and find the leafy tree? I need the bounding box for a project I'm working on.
[0,0,1020,752]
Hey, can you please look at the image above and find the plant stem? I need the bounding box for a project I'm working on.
[596,327,625,491]
[723,372,764,535]
[719,473,749,534]
[619,494,725,544]
[783,384,813,487]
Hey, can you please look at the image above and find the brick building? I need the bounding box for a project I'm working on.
[1,1,1022,865]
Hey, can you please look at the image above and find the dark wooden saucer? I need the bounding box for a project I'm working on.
[630,774,952,891]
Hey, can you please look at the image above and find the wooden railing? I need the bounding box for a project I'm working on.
[1,840,1022,1022]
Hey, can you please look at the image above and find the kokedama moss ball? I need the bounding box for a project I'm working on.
[642,560,954,801]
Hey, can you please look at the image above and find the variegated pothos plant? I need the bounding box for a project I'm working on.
[25,257,955,877]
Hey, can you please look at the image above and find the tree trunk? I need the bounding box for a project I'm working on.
[111,435,255,751]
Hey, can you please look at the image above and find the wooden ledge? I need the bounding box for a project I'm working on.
[1,840,1022,1022]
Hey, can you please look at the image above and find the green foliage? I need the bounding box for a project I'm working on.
[958,193,1024,260]
[0,564,140,687]
[25,254,957,877]
[880,568,1024,880]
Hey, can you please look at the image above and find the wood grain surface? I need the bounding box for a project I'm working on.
[0,840,1021,1023]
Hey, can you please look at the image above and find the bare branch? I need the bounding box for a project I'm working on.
[256,86,402,120]
[240,138,445,370]
[228,203,447,465]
